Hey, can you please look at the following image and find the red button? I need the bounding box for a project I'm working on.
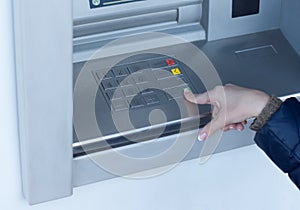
[166,59,175,66]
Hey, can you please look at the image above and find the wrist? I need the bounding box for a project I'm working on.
[251,91,270,117]
[250,95,282,131]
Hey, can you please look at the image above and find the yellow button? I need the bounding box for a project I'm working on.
[171,68,182,75]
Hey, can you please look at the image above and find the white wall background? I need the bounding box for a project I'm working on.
[1,0,300,209]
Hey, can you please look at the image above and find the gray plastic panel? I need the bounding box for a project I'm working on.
[13,0,73,205]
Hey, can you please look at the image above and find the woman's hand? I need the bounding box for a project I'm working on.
[184,84,270,141]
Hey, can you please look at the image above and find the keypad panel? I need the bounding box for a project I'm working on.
[94,57,194,111]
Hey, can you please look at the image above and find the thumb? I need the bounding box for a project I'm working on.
[183,88,210,105]
[198,116,224,141]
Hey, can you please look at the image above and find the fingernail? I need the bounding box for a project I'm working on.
[184,87,192,93]
[198,132,208,141]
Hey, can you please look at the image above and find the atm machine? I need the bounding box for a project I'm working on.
[13,0,300,205]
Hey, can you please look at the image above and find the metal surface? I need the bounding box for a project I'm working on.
[73,127,256,187]
[12,0,300,204]
[201,30,300,96]
[73,0,205,62]
[73,54,212,156]
[13,0,73,205]
[73,29,300,187]
[207,0,281,41]
[73,114,211,156]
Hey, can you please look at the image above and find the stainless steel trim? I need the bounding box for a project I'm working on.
[73,113,210,149]
[73,93,300,150]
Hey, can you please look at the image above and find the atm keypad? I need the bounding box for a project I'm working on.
[94,57,195,111]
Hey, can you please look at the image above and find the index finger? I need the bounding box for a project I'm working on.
[183,88,210,105]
